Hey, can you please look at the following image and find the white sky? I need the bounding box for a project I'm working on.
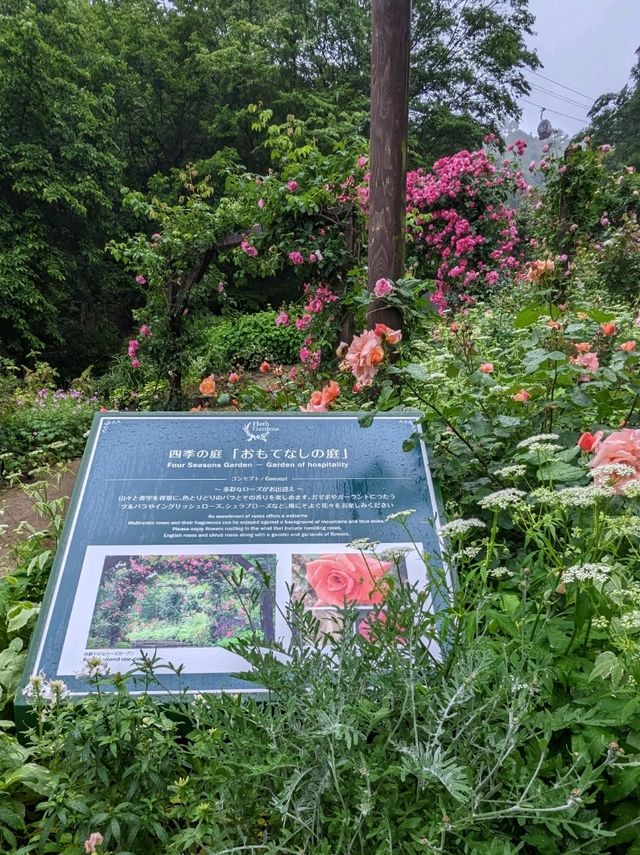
[519,0,640,134]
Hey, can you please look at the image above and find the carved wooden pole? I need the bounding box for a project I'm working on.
[367,0,411,331]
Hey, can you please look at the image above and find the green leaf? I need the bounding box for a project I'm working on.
[513,304,549,328]
[590,651,625,688]
[587,309,617,323]
[537,461,585,483]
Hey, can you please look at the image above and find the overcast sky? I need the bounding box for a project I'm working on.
[518,0,640,135]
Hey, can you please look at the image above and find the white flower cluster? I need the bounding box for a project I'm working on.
[622,481,640,498]
[563,563,611,585]
[494,464,527,479]
[524,442,563,454]
[22,673,69,705]
[379,547,413,562]
[614,516,640,538]
[385,509,416,524]
[555,485,615,508]
[489,567,514,578]
[619,610,640,630]
[440,517,486,537]
[76,656,109,680]
[590,463,637,480]
[478,489,526,511]
[348,538,380,551]
[461,545,483,559]
[516,433,560,449]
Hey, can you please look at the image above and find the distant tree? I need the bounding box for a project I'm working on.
[0,0,127,374]
[587,47,640,170]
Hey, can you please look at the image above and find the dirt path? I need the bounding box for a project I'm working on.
[0,461,80,575]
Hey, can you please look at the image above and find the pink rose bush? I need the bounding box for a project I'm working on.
[306,553,393,606]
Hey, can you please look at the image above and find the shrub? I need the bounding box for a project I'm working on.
[189,310,306,375]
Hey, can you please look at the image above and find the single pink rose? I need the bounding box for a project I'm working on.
[306,553,392,606]
[345,329,385,384]
[84,833,104,854]
[287,180,298,192]
[589,428,640,491]
[373,277,394,298]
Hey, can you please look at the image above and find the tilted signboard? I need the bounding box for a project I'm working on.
[18,412,450,710]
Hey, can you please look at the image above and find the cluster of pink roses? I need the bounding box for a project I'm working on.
[398,149,528,311]
[125,324,151,369]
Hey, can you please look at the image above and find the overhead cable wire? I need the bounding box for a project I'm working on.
[530,70,596,102]
[530,83,592,111]
[521,98,589,124]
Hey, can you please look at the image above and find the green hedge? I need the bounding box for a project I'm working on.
[192,310,305,373]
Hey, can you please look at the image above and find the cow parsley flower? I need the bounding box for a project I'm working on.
[555,485,615,508]
[478,489,526,510]
[563,563,611,585]
[386,509,416,524]
[622,481,640,498]
[440,517,486,537]
[523,442,563,454]
[494,464,527,478]
[618,610,640,631]
[517,433,560,449]
[489,566,514,578]
[590,463,637,481]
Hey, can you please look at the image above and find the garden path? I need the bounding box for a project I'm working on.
[0,460,80,576]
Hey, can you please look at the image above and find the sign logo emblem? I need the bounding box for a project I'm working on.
[242,420,279,442]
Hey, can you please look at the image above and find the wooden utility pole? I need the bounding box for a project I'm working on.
[367,0,411,331]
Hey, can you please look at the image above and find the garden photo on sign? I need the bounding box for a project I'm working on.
[86,553,276,649]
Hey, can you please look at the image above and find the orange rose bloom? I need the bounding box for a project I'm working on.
[620,341,636,352]
[600,322,617,336]
[306,553,393,606]
[575,342,591,353]
[321,379,340,405]
[199,375,216,396]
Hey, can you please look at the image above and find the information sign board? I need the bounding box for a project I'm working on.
[18,412,450,706]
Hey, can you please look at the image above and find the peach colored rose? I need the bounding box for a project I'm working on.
[345,330,385,384]
[479,362,493,373]
[306,553,392,606]
[512,389,530,402]
[620,341,636,352]
[373,323,402,345]
[198,375,216,396]
[600,322,617,336]
[589,428,640,491]
[575,342,591,353]
[525,259,555,281]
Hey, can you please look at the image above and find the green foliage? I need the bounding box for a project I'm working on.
[190,310,305,375]
[0,363,96,483]
[0,0,128,377]
[588,46,640,171]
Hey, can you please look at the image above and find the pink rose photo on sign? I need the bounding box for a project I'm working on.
[291,551,408,609]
